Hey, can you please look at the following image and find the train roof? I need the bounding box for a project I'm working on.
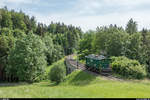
[85,54,108,60]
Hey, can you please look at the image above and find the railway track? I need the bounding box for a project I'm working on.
[66,55,124,81]
[66,55,100,76]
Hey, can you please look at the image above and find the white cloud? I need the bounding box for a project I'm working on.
[99,0,150,6]
[0,0,5,7]
[73,0,150,15]
[0,0,40,8]
[32,9,150,32]
[3,0,34,4]
[0,0,150,32]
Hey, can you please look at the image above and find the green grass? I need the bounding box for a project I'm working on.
[1,69,150,98]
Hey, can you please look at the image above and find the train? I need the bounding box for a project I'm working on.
[85,54,111,74]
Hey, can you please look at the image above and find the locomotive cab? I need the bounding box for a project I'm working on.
[85,54,111,71]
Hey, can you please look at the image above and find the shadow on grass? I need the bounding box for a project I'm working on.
[0,81,58,87]
[69,70,97,86]
[39,82,58,87]
[0,82,30,87]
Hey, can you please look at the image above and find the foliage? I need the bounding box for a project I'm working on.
[0,7,82,57]
[11,11,27,31]
[0,27,13,35]
[54,45,64,60]
[0,9,12,29]
[0,32,15,65]
[12,29,27,38]
[0,8,37,33]
[78,30,95,60]
[48,22,82,55]
[123,32,142,61]
[125,18,138,34]
[49,59,66,84]
[111,56,146,79]
[140,29,150,75]
[42,33,54,65]
[6,33,47,82]
[93,25,127,56]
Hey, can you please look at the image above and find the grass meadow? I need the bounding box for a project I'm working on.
[0,69,150,98]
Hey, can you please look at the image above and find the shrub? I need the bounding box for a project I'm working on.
[111,56,146,79]
[49,59,66,84]
[6,33,47,82]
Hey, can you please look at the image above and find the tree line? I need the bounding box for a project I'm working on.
[78,18,150,77]
[1,6,150,81]
[0,7,82,82]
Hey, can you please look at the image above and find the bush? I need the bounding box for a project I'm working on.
[111,56,146,79]
[6,33,47,82]
[49,59,66,84]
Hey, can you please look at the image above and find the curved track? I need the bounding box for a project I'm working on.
[66,55,100,76]
[66,55,124,81]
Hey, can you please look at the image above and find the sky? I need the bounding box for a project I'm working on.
[0,0,150,32]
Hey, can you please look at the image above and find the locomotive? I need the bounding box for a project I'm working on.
[85,54,112,74]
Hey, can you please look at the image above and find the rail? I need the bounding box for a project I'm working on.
[65,55,86,74]
[65,57,78,75]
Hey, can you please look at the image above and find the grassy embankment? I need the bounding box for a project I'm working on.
[0,58,150,98]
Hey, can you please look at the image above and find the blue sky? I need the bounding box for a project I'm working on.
[0,0,150,32]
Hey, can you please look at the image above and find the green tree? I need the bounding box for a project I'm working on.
[93,25,127,57]
[0,32,15,63]
[13,29,26,38]
[47,22,82,55]
[0,32,15,80]
[24,15,36,33]
[35,23,47,36]
[125,18,138,34]
[78,30,95,59]
[124,32,142,60]
[51,45,64,63]
[42,33,54,65]
[11,11,27,31]
[1,10,12,29]
[0,28,12,35]
[140,29,150,76]
[6,33,47,82]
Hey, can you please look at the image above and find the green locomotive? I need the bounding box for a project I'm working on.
[85,54,111,72]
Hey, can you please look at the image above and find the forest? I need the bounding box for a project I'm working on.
[0,7,82,82]
[0,6,150,83]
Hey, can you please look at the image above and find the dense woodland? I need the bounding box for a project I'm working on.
[0,7,82,82]
[1,7,150,83]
